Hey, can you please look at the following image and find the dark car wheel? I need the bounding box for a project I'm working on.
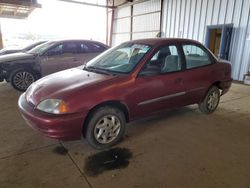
[10,69,35,91]
[199,86,220,114]
[86,106,126,150]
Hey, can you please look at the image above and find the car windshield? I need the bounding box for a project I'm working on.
[22,41,46,51]
[85,43,151,74]
[28,41,57,55]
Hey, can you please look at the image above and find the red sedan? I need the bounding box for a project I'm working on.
[18,38,232,149]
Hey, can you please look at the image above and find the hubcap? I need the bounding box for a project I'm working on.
[94,115,121,144]
[13,71,35,90]
[207,91,219,110]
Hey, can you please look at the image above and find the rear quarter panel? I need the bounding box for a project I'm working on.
[182,59,232,104]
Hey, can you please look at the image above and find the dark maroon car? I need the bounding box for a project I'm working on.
[18,38,232,149]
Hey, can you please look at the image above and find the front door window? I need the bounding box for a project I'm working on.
[140,45,182,76]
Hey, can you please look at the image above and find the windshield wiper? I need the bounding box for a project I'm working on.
[84,66,116,76]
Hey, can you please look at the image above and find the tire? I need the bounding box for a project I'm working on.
[86,106,126,150]
[199,86,220,114]
[10,68,36,91]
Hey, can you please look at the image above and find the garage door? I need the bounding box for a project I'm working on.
[112,0,162,46]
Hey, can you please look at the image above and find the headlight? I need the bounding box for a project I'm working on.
[36,99,68,114]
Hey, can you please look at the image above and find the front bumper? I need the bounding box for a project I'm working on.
[18,93,86,141]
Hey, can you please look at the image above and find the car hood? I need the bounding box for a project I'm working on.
[0,49,21,55]
[26,67,116,106]
[0,52,36,63]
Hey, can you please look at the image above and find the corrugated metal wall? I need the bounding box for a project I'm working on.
[112,6,131,45]
[112,0,162,46]
[132,0,161,39]
[162,0,250,81]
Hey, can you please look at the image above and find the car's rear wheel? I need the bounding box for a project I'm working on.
[86,106,126,149]
[10,69,35,91]
[199,86,220,114]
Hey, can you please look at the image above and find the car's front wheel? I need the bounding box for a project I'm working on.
[199,86,220,114]
[86,106,126,149]
[10,69,35,91]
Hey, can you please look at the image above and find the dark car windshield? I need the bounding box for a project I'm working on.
[22,41,46,51]
[28,41,57,55]
[85,43,151,74]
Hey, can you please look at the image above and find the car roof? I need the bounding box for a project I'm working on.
[45,39,109,48]
[126,38,203,46]
[49,39,105,44]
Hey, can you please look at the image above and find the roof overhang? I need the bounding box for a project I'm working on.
[0,0,41,19]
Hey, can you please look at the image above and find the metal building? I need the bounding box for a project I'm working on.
[111,0,162,44]
[111,0,250,81]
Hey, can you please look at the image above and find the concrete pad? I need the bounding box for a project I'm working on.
[1,82,250,188]
[63,106,250,188]
[230,83,250,95]
[0,83,57,158]
[0,145,90,188]
[220,89,249,103]
[214,96,250,121]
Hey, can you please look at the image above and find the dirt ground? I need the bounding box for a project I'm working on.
[0,82,249,188]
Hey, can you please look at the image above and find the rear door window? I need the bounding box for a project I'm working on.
[182,44,212,69]
[79,43,90,53]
